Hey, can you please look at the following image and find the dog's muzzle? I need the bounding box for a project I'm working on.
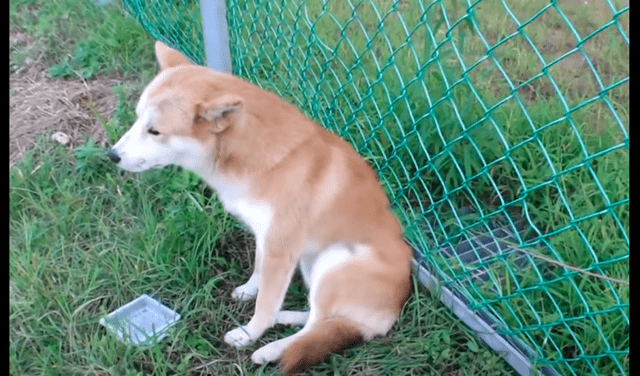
[106,149,121,164]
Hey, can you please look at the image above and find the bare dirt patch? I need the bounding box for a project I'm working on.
[10,32,120,167]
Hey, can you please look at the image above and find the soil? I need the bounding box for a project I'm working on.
[10,31,120,167]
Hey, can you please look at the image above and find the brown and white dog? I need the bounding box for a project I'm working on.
[107,41,412,374]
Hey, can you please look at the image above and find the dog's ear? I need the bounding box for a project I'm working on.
[155,41,192,70]
[196,94,244,133]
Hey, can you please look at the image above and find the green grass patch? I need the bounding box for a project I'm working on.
[10,0,156,78]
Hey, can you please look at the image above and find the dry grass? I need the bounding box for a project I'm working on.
[10,32,118,166]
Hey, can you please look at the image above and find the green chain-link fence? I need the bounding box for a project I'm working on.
[121,0,629,374]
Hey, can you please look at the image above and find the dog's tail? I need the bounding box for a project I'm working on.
[279,316,363,375]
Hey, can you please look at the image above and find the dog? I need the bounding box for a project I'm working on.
[106,41,412,374]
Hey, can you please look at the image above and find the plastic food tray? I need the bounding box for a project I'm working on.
[99,294,181,349]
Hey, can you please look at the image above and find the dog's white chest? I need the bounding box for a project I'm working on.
[230,199,272,242]
[206,177,272,245]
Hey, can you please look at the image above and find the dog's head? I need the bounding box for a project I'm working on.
[106,41,244,173]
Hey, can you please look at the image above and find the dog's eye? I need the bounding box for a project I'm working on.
[148,128,160,136]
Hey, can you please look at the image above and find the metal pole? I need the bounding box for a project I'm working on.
[200,0,232,73]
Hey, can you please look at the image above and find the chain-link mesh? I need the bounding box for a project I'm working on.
[121,0,629,374]
[122,0,205,65]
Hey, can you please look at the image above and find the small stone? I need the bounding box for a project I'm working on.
[52,132,71,145]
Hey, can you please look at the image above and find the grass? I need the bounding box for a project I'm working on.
[11,0,517,375]
[10,0,156,79]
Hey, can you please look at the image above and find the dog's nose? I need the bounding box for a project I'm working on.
[106,149,121,164]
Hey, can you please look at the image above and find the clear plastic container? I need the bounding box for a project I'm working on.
[99,294,181,349]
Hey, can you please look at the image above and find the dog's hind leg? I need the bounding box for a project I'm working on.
[251,327,311,365]
[275,310,309,326]
[252,309,318,365]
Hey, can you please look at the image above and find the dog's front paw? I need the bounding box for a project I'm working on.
[232,275,259,301]
[224,326,254,348]
[232,283,259,301]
